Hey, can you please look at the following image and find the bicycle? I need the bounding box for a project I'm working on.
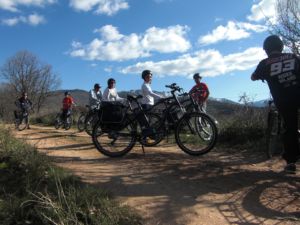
[77,105,89,132]
[92,83,218,157]
[265,100,284,158]
[265,100,300,159]
[54,109,73,130]
[14,109,32,131]
[144,84,218,148]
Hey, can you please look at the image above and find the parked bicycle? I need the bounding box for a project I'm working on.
[92,83,218,157]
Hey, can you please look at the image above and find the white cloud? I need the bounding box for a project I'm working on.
[69,25,191,61]
[198,21,267,45]
[0,0,55,12]
[2,13,45,26]
[247,0,277,22]
[121,47,266,78]
[69,0,129,16]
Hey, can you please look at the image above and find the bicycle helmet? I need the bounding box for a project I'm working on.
[193,73,202,79]
[94,83,101,89]
[263,35,283,55]
[141,70,152,80]
[64,91,70,96]
[107,78,116,86]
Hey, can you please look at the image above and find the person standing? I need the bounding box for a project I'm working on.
[102,78,125,102]
[89,83,102,109]
[15,92,33,129]
[251,35,300,174]
[189,73,210,112]
[141,70,163,110]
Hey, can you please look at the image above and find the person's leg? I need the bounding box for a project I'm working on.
[279,104,299,172]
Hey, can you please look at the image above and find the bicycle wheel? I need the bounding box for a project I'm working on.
[64,115,73,130]
[77,113,86,132]
[17,116,28,131]
[141,112,165,147]
[175,112,218,156]
[266,111,283,158]
[92,120,136,157]
[85,113,98,136]
[54,114,61,129]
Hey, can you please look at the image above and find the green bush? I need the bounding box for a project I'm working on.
[0,126,141,225]
[218,107,267,147]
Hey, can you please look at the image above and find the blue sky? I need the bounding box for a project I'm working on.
[0,0,280,101]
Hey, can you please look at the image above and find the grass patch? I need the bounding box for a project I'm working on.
[0,126,141,225]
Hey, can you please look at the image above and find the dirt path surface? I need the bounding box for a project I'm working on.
[12,125,300,225]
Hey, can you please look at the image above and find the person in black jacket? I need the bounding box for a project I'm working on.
[15,92,33,129]
[251,35,300,174]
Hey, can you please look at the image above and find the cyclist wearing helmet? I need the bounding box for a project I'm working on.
[103,78,124,102]
[15,92,33,129]
[141,70,163,110]
[89,83,102,109]
[251,35,300,174]
[62,91,75,121]
[189,73,210,112]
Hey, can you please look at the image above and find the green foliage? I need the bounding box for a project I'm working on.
[0,127,141,225]
[218,106,267,147]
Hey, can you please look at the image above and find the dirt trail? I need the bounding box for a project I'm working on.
[12,125,300,225]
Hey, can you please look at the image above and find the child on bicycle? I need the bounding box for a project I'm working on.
[251,35,300,174]
[189,73,210,112]
[62,91,75,122]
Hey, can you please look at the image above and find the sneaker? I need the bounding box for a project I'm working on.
[284,163,296,174]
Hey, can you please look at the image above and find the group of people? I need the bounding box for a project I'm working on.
[14,35,299,174]
[82,71,210,112]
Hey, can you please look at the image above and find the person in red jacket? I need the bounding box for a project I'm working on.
[62,91,75,121]
[189,73,210,112]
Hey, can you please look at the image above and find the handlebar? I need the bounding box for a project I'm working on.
[165,83,182,92]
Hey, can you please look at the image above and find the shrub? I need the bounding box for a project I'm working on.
[0,126,141,225]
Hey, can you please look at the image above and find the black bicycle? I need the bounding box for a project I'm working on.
[142,84,218,150]
[77,105,90,132]
[54,109,73,130]
[265,100,284,158]
[92,83,218,157]
[14,109,31,131]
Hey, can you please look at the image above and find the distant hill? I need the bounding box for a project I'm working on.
[40,89,252,119]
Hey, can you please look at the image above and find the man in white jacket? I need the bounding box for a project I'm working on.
[141,70,163,110]
[102,78,125,102]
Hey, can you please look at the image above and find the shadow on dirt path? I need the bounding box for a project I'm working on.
[12,125,300,225]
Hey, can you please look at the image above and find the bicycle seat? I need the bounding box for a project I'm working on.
[127,94,143,101]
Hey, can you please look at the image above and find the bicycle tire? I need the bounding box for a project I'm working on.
[77,113,86,132]
[175,112,218,156]
[64,116,73,130]
[92,120,136,157]
[140,112,165,147]
[17,116,27,131]
[85,113,98,136]
[265,111,283,158]
[54,114,61,129]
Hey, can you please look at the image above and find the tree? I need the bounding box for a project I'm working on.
[272,0,300,54]
[1,51,61,112]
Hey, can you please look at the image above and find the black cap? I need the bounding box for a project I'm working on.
[193,73,202,79]
[94,83,101,89]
